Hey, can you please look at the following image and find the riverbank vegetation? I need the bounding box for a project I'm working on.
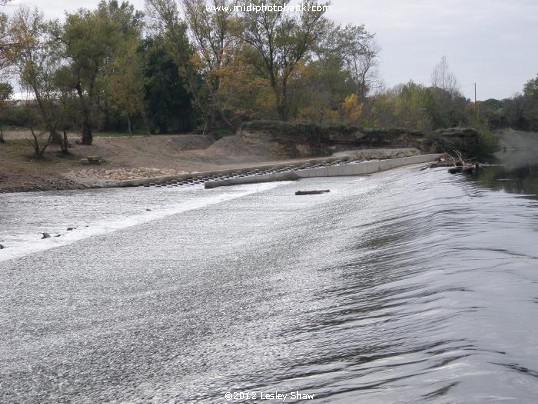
[0,0,535,155]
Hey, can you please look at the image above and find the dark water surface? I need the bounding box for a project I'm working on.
[1,165,537,403]
[474,164,538,200]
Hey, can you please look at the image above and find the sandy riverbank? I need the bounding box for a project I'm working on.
[0,129,426,193]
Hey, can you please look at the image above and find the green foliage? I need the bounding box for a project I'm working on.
[494,95,538,132]
[476,75,538,131]
[63,0,144,144]
[523,75,538,100]
[146,0,198,122]
[316,22,379,101]
[0,82,11,101]
[5,7,71,152]
[142,36,194,133]
[4,0,537,146]
[471,121,499,155]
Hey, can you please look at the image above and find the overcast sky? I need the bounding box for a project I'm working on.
[5,0,538,100]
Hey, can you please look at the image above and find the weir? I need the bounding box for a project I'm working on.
[204,154,442,189]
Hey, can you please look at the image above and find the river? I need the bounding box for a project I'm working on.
[1,163,537,403]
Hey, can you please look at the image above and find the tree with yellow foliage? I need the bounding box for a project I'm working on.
[340,94,362,126]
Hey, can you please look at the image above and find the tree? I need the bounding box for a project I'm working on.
[479,98,505,129]
[294,56,351,125]
[62,0,144,145]
[303,22,379,125]
[394,81,431,130]
[217,46,275,122]
[108,38,147,134]
[0,82,11,143]
[0,7,11,72]
[146,0,200,127]
[318,23,380,102]
[142,36,194,133]
[523,74,538,100]
[237,0,330,121]
[429,56,467,129]
[339,93,362,126]
[181,0,238,130]
[521,75,538,130]
[431,56,459,95]
[6,7,69,153]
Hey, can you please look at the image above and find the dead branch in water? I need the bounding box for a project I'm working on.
[428,150,480,174]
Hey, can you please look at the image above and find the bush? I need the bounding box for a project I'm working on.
[474,123,499,156]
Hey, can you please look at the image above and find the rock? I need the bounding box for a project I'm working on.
[81,156,103,165]
[0,244,5,249]
[67,227,75,231]
[41,232,51,239]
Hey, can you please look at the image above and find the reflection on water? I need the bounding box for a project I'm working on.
[483,129,538,199]
[472,164,538,199]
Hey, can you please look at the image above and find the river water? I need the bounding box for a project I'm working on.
[1,164,537,403]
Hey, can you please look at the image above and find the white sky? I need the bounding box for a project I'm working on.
[5,0,538,100]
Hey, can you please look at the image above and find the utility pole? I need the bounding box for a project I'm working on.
[474,83,479,121]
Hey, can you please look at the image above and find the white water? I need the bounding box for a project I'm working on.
[1,167,538,403]
[0,182,285,263]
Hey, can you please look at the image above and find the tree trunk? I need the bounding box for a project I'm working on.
[275,78,289,121]
[277,96,289,121]
[126,114,132,135]
[76,83,93,145]
[60,130,69,155]
[103,97,111,131]
[140,107,151,136]
[81,120,93,145]
[30,127,52,157]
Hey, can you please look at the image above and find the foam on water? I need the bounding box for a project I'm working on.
[0,182,286,263]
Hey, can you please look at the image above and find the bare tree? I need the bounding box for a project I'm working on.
[431,56,459,95]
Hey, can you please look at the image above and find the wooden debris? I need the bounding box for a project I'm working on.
[295,190,330,195]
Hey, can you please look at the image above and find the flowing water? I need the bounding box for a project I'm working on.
[1,164,537,403]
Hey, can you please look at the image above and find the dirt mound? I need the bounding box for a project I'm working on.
[181,135,290,164]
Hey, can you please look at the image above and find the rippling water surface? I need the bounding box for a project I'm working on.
[1,165,537,403]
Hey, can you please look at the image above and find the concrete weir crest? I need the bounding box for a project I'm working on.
[204,154,441,189]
